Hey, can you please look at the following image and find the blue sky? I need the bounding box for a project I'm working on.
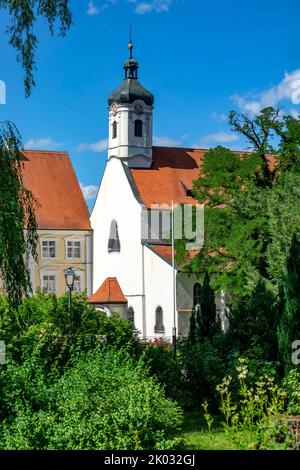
[1,0,300,210]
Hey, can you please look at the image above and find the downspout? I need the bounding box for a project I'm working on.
[142,242,147,339]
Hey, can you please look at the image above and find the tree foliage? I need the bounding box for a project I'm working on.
[0,1,73,301]
[190,108,300,299]
[278,234,300,373]
[0,293,182,450]
[0,122,38,304]
[197,272,220,340]
[0,0,72,97]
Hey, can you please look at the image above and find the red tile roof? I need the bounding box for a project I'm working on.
[88,277,127,304]
[21,151,91,230]
[130,147,276,208]
[147,244,199,266]
[130,147,203,208]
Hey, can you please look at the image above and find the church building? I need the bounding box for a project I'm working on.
[90,40,228,339]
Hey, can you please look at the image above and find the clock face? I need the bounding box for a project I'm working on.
[134,103,144,115]
[111,104,118,116]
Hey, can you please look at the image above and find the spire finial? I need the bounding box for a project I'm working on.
[128,24,133,59]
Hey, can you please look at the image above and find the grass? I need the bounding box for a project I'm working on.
[179,410,258,450]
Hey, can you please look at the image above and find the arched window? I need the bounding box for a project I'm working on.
[134,119,143,137]
[154,306,165,334]
[108,220,120,252]
[127,307,135,324]
[112,121,117,139]
[193,283,201,307]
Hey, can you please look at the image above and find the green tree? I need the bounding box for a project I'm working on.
[226,278,279,362]
[197,272,220,340]
[191,108,300,297]
[188,308,196,344]
[278,234,300,373]
[0,1,73,301]
[0,122,38,304]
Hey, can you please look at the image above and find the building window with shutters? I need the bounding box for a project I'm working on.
[154,306,165,334]
[134,119,143,137]
[112,121,117,139]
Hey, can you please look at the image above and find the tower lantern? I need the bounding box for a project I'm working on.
[108,36,154,168]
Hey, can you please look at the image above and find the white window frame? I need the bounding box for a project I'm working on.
[73,271,82,293]
[40,238,58,259]
[40,270,58,293]
[65,238,82,260]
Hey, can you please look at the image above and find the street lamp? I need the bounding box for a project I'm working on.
[64,267,75,314]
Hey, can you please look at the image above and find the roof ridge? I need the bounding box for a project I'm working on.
[22,150,69,154]
[108,278,112,301]
[152,145,253,154]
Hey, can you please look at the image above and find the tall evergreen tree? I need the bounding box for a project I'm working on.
[196,272,221,340]
[188,309,196,344]
[278,233,300,373]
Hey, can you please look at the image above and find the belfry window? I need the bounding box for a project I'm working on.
[193,283,201,307]
[154,306,165,334]
[134,119,143,137]
[108,220,120,253]
[112,121,117,139]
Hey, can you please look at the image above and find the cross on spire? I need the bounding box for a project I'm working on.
[128,24,133,59]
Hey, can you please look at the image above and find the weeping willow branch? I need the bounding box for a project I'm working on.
[0,121,38,304]
[0,0,72,97]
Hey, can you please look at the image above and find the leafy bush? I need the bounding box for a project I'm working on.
[0,349,183,450]
[178,337,225,408]
[141,340,184,403]
[0,292,141,372]
[282,368,300,415]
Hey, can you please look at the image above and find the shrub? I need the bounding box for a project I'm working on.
[282,368,300,415]
[178,337,225,407]
[141,340,184,403]
[0,349,183,450]
[0,292,141,372]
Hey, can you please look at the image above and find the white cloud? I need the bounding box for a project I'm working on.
[133,0,172,14]
[86,1,99,15]
[76,139,108,153]
[86,0,170,15]
[86,0,119,15]
[211,111,227,123]
[232,69,300,115]
[194,131,239,148]
[25,137,63,150]
[153,136,183,147]
[290,108,300,119]
[80,183,99,201]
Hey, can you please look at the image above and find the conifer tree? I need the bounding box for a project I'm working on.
[278,233,300,373]
[188,309,197,344]
[192,272,221,342]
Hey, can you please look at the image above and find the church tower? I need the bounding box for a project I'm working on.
[108,37,154,168]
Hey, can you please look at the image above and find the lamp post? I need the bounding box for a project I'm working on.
[64,267,75,315]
